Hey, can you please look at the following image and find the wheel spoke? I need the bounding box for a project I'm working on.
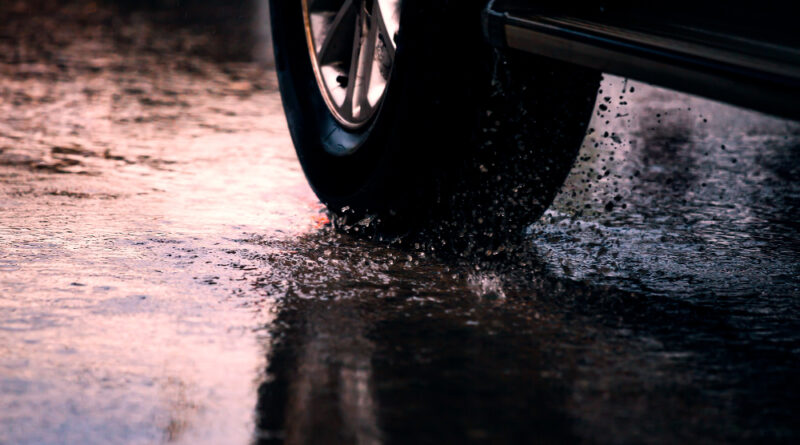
[354,3,380,115]
[374,0,396,61]
[317,0,357,65]
[342,2,364,120]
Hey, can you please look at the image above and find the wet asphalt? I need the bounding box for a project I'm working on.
[1,2,799,444]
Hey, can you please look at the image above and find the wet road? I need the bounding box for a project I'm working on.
[1,3,799,444]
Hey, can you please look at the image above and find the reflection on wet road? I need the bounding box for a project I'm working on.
[1,3,798,444]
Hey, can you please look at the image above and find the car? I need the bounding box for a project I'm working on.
[269,0,800,252]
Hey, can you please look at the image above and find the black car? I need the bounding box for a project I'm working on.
[270,0,800,247]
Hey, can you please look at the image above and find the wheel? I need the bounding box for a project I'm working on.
[270,0,600,253]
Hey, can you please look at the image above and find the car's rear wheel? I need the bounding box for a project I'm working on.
[271,0,600,254]
[301,0,400,131]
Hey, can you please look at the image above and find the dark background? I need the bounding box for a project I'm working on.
[1,0,272,63]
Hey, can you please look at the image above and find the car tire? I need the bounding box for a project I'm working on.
[271,0,600,254]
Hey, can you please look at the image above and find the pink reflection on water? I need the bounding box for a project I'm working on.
[0,8,319,442]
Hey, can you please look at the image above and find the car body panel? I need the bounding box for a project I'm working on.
[485,0,800,119]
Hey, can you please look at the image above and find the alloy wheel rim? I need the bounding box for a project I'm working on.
[302,0,401,129]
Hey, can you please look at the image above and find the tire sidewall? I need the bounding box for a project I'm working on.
[271,0,434,220]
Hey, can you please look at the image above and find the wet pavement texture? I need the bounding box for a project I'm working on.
[1,2,799,444]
